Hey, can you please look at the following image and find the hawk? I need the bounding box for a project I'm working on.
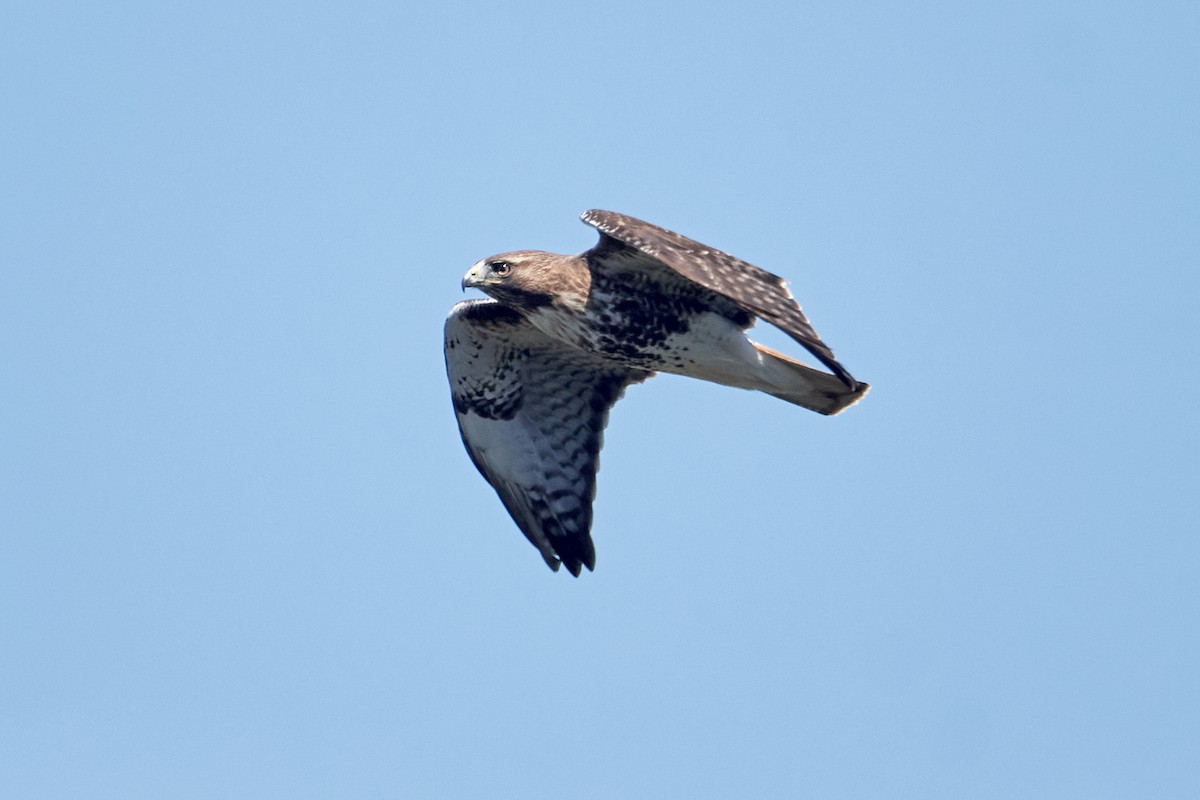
[444,210,868,575]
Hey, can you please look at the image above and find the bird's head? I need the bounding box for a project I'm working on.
[462,250,586,310]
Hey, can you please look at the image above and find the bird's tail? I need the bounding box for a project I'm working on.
[753,343,869,415]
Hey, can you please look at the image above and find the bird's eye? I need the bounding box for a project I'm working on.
[491,261,511,276]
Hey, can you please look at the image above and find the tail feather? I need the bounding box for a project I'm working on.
[753,343,869,415]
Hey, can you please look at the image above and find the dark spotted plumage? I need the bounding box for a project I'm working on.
[585,263,731,368]
[447,210,868,575]
[583,209,859,389]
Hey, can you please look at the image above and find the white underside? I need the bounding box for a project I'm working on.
[525,307,841,411]
[654,313,783,391]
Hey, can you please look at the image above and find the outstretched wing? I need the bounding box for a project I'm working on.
[581,209,860,390]
[444,299,650,575]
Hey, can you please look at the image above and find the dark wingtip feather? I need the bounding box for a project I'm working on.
[552,534,595,578]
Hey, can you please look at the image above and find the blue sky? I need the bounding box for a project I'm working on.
[2,1,1197,797]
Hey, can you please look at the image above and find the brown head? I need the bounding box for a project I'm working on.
[461,250,589,311]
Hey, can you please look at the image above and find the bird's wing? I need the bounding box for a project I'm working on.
[444,299,651,575]
[581,209,860,390]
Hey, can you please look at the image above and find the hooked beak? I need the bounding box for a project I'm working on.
[461,261,487,292]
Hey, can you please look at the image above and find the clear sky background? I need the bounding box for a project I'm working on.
[3,2,1197,797]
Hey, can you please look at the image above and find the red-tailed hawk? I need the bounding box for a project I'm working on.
[444,210,868,575]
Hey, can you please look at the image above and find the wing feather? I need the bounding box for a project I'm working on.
[444,299,650,575]
[581,209,860,390]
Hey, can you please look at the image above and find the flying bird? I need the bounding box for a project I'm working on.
[444,210,868,575]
